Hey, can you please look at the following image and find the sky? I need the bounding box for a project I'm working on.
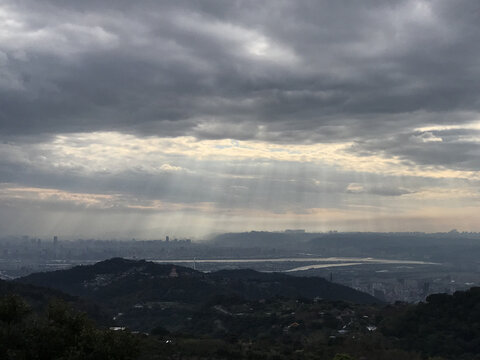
[1,0,480,239]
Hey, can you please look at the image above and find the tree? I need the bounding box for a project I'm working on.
[0,295,139,360]
[333,354,354,360]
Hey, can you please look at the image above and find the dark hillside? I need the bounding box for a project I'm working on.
[0,279,108,324]
[210,269,380,304]
[17,258,381,333]
[381,287,480,358]
[19,258,381,305]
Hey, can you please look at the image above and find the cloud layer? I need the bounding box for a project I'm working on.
[1,0,480,237]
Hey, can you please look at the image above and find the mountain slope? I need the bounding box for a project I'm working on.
[18,258,381,306]
[381,287,480,358]
[0,278,109,324]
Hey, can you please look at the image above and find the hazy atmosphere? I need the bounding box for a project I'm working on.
[1,0,480,238]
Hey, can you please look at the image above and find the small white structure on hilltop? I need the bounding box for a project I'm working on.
[169,266,178,278]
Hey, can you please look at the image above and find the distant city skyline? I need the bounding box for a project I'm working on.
[1,1,480,238]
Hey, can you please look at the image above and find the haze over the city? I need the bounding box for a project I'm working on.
[1,0,480,238]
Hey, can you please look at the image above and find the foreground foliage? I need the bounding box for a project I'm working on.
[0,295,139,360]
[2,282,480,359]
[381,287,480,359]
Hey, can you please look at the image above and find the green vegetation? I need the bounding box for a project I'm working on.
[381,287,480,358]
[0,295,139,360]
[19,258,381,306]
[3,259,480,359]
[0,291,417,360]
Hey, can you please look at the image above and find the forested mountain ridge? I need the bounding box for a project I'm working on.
[0,278,109,324]
[3,258,480,359]
[381,287,480,358]
[18,258,382,305]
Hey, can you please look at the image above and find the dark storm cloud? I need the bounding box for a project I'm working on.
[1,0,480,150]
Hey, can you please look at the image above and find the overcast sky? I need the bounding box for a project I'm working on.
[1,0,480,239]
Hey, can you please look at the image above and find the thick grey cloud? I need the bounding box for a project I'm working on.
[1,0,480,146]
[350,128,480,171]
[2,1,480,237]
